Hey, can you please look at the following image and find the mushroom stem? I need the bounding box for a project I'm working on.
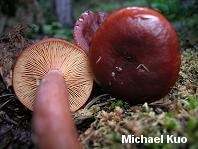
[32,70,82,149]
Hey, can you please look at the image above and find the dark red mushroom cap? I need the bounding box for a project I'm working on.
[88,7,181,104]
[73,10,109,54]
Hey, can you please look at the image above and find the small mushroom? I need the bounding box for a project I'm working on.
[73,10,109,54]
[12,38,93,112]
[32,70,82,149]
[88,7,181,104]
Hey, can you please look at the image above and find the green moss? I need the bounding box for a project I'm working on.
[110,100,130,110]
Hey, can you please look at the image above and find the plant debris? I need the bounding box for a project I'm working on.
[0,93,34,148]
[0,23,34,88]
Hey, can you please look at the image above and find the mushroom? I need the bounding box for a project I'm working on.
[12,38,93,112]
[32,70,82,149]
[88,7,181,104]
[73,10,109,54]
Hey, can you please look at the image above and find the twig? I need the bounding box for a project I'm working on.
[18,111,32,125]
[84,94,109,109]
[0,99,12,109]
[136,64,149,72]
[0,94,15,99]
[0,128,13,136]
[0,115,18,125]
[148,101,174,108]
[95,98,116,107]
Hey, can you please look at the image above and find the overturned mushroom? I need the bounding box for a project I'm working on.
[73,10,109,54]
[12,38,93,112]
[88,7,181,105]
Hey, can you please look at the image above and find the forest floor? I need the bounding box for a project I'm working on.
[0,21,198,149]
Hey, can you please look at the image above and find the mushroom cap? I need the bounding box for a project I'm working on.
[13,38,93,112]
[88,7,181,104]
[73,10,109,54]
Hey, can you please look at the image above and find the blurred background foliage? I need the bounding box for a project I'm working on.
[0,0,198,49]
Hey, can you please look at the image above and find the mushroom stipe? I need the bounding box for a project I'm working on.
[32,70,82,149]
[12,38,93,112]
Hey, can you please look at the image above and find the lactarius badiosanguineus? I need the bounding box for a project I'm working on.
[73,10,109,54]
[88,7,181,104]
[12,38,93,148]
[12,38,93,112]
